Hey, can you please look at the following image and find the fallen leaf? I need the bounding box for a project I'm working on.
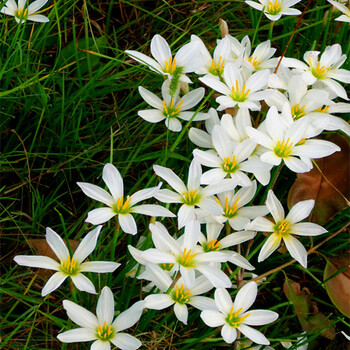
[283,276,336,339]
[324,253,350,317]
[287,133,350,225]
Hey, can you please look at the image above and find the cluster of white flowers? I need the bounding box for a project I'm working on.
[11,1,349,349]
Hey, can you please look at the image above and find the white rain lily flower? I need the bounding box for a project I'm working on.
[197,223,256,270]
[281,44,350,100]
[199,62,271,111]
[245,0,302,21]
[247,190,327,268]
[1,0,49,23]
[58,286,144,350]
[153,158,237,229]
[140,220,232,288]
[138,80,209,132]
[144,275,216,325]
[125,34,204,83]
[77,163,175,235]
[213,181,269,230]
[201,282,279,345]
[341,331,350,341]
[194,125,271,186]
[328,0,350,22]
[246,105,341,173]
[14,226,120,296]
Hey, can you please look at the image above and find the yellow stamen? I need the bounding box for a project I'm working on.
[291,104,306,120]
[210,56,225,76]
[248,56,262,68]
[60,256,80,275]
[164,57,177,74]
[231,81,250,103]
[267,0,282,14]
[274,218,290,238]
[114,196,132,213]
[177,248,198,267]
[17,8,28,17]
[274,138,293,158]
[223,155,237,173]
[226,306,251,327]
[312,61,330,80]
[183,189,200,205]
[314,105,330,113]
[96,321,114,341]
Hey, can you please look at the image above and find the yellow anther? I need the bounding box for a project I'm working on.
[17,8,28,17]
[178,248,198,267]
[223,155,237,173]
[164,57,177,74]
[268,0,282,14]
[210,56,225,76]
[162,100,168,114]
[248,56,262,68]
[226,306,251,327]
[208,239,221,250]
[61,256,79,275]
[162,98,183,118]
[274,218,290,237]
[183,189,200,205]
[291,104,306,120]
[296,138,306,146]
[274,138,293,158]
[314,105,330,113]
[114,196,131,214]
[231,81,250,102]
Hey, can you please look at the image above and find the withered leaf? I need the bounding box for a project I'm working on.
[283,276,336,339]
[288,133,350,225]
[219,18,229,38]
[324,253,350,317]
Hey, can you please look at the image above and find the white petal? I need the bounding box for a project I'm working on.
[85,207,116,225]
[189,128,212,148]
[242,309,279,326]
[201,168,226,185]
[200,310,225,327]
[286,199,315,224]
[141,249,175,264]
[221,324,237,344]
[220,230,255,248]
[283,234,308,268]
[154,189,182,203]
[80,261,120,273]
[27,0,48,13]
[119,213,137,235]
[57,328,97,343]
[91,340,111,350]
[77,182,115,207]
[97,286,114,325]
[291,222,327,236]
[153,165,187,194]
[125,50,163,74]
[27,14,49,22]
[266,190,285,223]
[247,217,274,232]
[42,272,67,296]
[182,219,200,250]
[214,288,233,315]
[258,233,281,262]
[138,86,164,109]
[238,324,270,345]
[102,163,124,201]
[138,109,165,123]
[180,88,205,110]
[132,204,175,217]
[187,158,202,191]
[196,265,232,288]
[149,223,179,254]
[45,227,69,262]
[73,226,102,263]
[284,156,311,173]
[174,303,189,324]
[199,197,223,216]
[13,255,59,270]
[227,252,255,270]
[150,34,172,67]
[180,266,196,288]
[144,294,173,310]
[129,185,160,206]
[62,299,98,328]
[189,296,217,311]
[112,300,145,332]
[233,281,257,314]
[111,333,142,350]
[165,117,182,132]
[71,273,97,294]
[178,204,196,229]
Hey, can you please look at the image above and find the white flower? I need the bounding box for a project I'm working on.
[58,286,144,350]
[125,34,204,83]
[199,63,271,111]
[138,80,209,132]
[328,0,350,23]
[144,275,216,325]
[201,282,279,345]
[245,0,302,21]
[281,44,350,100]
[153,158,237,229]
[247,190,327,268]
[246,105,341,173]
[13,226,120,296]
[140,220,232,288]
[1,0,49,23]
[77,163,175,235]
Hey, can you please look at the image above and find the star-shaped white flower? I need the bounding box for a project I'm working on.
[1,0,49,23]
[247,190,327,267]
[328,0,350,23]
[77,163,175,235]
[14,226,120,296]
[58,286,144,350]
[201,282,278,345]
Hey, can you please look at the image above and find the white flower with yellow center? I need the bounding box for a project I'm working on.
[201,282,279,345]
[141,220,232,288]
[77,163,175,235]
[138,80,209,132]
[246,106,340,173]
[245,0,302,21]
[125,34,204,83]
[58,286,144,350]
[144,275,216,325]
[247,190,327,268]
[13,226,120,296]
[153,158,237,229]
[199,62,271,111]
[1,0,49,23]
[328,0,350,23]
[281,44,350,100]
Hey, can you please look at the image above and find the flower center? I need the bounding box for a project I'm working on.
[112,196,132,214]
[311,61,330,80]
[222,156,238,173]
[231,81,250,103]
[182,189,200,206]
[96,321,114,341]
[172,284,192,304]
[162,98,183,118]
[16,8,28,19]
[224,197,240,218]
[209,56,225,76]
[248,56,262,69]
[274,218,290,238]
[202,239,221,252]
[164,57,177,74]
[60,256,80,275]
[225,306,250,327]
[160,263,174,271]
[177,248,198,267]
[274,138,293,158]
[291,104,306,120]
[267,0,282,15]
